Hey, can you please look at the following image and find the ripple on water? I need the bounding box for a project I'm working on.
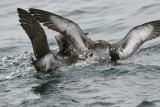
[87,101,115,107]
[1,0,160,106]
[0,51,34,81]
[139,3,160,15]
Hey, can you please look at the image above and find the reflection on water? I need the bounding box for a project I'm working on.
[32,78,62,95]
[136,101,158,107]
[1,0,160,106]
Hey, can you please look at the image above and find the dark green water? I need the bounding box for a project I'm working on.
[1,0,160,106]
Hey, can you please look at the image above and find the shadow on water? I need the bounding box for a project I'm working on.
[136,101,159,107]
[88,101,115,107]
[32,71,65,95]
[32,78,62,95]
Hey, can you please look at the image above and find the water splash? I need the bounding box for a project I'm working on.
[0,51,34,81]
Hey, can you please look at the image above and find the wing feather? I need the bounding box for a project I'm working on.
[17,8,51,59]
[112,20,160,60]
[29,8,93,54]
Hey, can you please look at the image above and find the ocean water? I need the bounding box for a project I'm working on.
[1,0,160,107]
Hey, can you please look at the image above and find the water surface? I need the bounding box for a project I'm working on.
[1,0,160,106]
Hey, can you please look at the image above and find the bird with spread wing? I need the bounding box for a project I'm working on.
[18,8,160,72]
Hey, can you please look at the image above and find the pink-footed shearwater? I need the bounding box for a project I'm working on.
[17,8,81,72]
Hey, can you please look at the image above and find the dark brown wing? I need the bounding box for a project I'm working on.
[17,8,51,59]
[111,20,160,60]
[29,8,93,54]
[55,34,75,57]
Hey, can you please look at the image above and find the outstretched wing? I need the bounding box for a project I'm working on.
[111,20,160,60]
[29,8,93,54]
[17,8,51,59]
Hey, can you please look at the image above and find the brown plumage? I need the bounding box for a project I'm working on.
[18,8,51,59]
[55,34,76,57]
[17,8,79,72]
[111,20,160,60]
[55,33,89,57]
[18,7,160,69]
[29,8,93,54]
[29,8,160,61]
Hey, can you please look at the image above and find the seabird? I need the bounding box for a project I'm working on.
[29,8,160,61]
[17,8,81,72]
[18,8,160,72]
